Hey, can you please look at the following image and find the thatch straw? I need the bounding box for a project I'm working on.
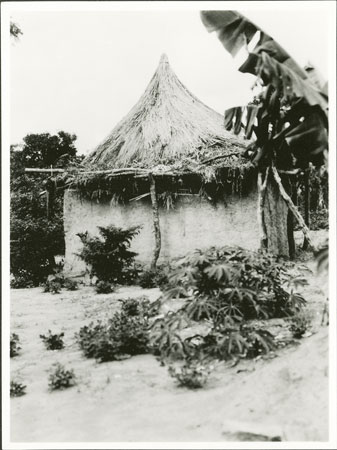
[84,54,248,170]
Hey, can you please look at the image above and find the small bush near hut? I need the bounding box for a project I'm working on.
[10,380,27,397]
[48,363,76,391]
[138,265,169,289]
[77,225,140,284]
[63,278,78,291]
[120,296,155,318]
[76,298,151,362]
[40,330,65,350]
[95,280,115,294]
[168,361,213,389]
[43,275,62,294]
[289,310,313,338]
[10,333,21,357]
[10,270,34,289]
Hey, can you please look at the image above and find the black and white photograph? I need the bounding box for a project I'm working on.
[2,1,336,448]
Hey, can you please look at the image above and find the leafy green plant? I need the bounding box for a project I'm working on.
[138,265,169,289]
[77,225,141,284]
[162,246,306,325]
[48,363,76,390]
[10,380,26,397]
[168,361,213,389]
[63,278,78,291]
[10,271,34,289]
[43,274,64,294]
[40,330,65,350]
[120,296,154,318]
[76,302,150,362]
[289,310,313,338]
[10,333,21,357]
[198,324,277,361]
[149,246,305,366]
[95,280,115,294]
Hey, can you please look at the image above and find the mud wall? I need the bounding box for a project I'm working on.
[63,189,259,276]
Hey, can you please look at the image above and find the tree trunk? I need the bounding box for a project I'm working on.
[257,170,269,249]
[149,174,161,270]
[263,175,290,257]
[284,176,295,259]
[302,168,311,250]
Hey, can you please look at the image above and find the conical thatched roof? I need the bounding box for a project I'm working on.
[85,54,248,170]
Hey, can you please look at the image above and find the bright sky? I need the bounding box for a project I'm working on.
[9,4,331,155]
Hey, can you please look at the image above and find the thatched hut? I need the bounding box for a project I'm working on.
[63,54,258,276]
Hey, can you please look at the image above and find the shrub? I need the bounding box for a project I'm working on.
[10,270,34,289]
[77,224,141,284]
[168,361,213,389]
[120,296,154,318]
[289,310,313,338]
[10,380,26,397]
[63,278,78,291]
[40,330,65,350]
[95,280,115,294]
[48,363,76,390]
[10,333,21,357]
[43,274,64,294]
[76,303,150,362]
[138,265,169,289]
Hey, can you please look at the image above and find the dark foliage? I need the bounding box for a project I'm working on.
[289,311,313,338]
[20,132,77,168]
[162,246,306,324]
[168,361,213,389]
[10,271,34,289]
[63,278,79,291]
[10,381,26,397]
[48,363,76,390]
[95,281,115,294]
[138,265,169,289]
[149,246,306,365]
[10,333,21,357]
[40,330,65,350]
[76,298,151,362]
[10,133,79,285]
[10,22,23,39]
[77,224,140,283]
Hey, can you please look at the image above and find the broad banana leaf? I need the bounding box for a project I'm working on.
[201,10,328,167]
[200,10,307,78]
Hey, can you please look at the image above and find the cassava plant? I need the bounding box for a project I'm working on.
[149,245,306,365]
[10,380,27,397]
[48,363,76,390]
[40,330,65,350]
[77,225,140,284]
[10,333,21,357]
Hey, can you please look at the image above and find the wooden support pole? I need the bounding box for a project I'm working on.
[149,173,161,270]
[257,167,269,249]
[271,166,313,249]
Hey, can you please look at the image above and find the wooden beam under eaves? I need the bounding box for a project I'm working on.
[25,168,65,173]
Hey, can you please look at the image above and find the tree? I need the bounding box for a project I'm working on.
[21,131,78,168]
[200,11,328,257]
[10,132,80,286]
[10,21,23,39]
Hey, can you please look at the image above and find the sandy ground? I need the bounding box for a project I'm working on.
[10,231,329,443]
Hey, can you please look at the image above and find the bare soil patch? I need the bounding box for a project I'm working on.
[10,232,329,443]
